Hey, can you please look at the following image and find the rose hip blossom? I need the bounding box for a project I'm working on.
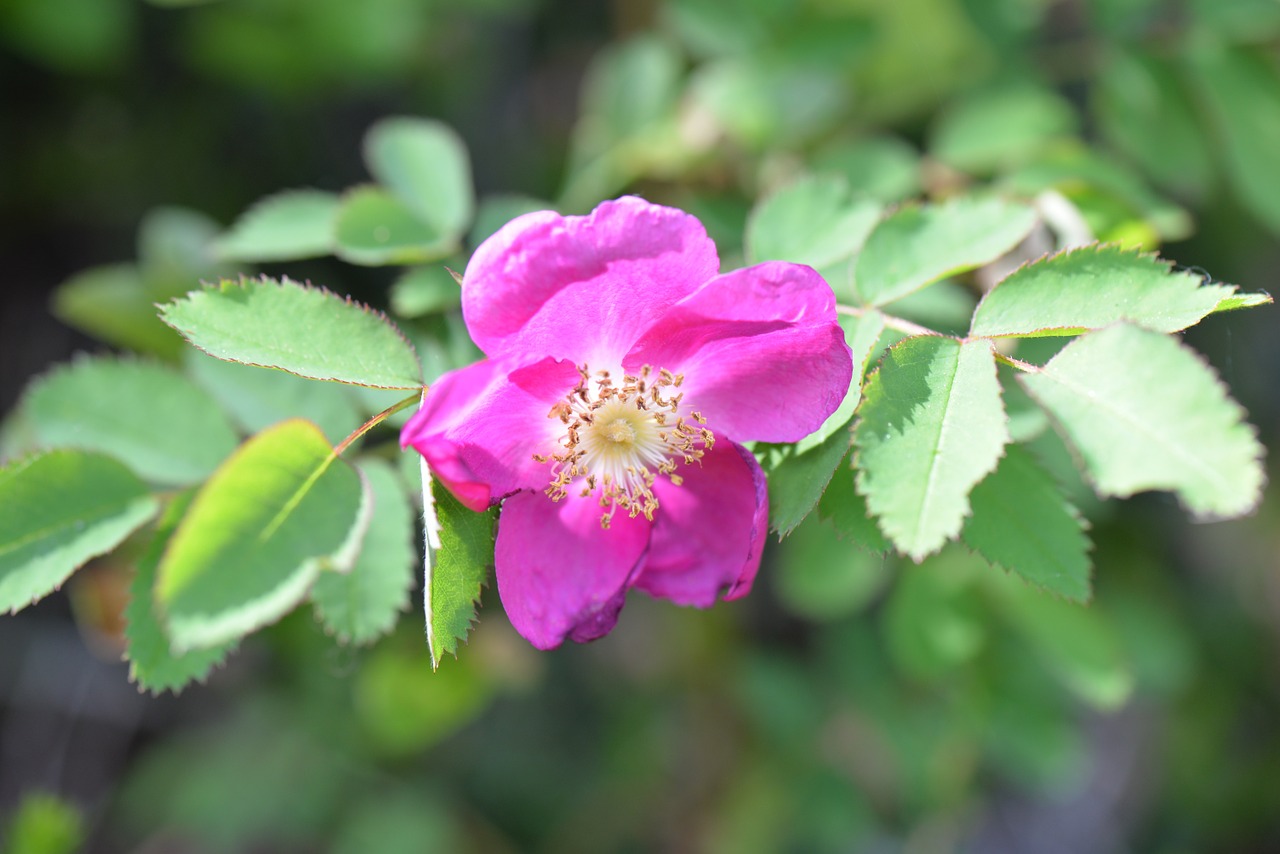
[401,197,853,649]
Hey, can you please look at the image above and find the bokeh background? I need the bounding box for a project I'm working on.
[2,0,1279,851]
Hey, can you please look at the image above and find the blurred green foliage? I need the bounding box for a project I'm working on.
[3,0,1280,852]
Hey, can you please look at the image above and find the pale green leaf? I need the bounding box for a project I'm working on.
[745,174,882,273]
[51,264,186,358]
[215,189,340,262]
[427,477,495,666]
[389,265,462,318]
[311,459,415,645]
[970,245,1235,338]
[853,336,1009,561]
[185,350,362,445]
[156,420,366,650]
[470,195,552,248]
[854,197,1038,306]
[760,419,854,538]
[1020,324,1265,519]
[985,568,1133,709]
[1,450,158,614]
[137,207,225,297]
[795,309,886,454]
[963,445,1091,602]
[333,186,457,266]
[161,276,422,389]
[25,357,239,486]
[125,492,236,693]
[363,117,474,237]
[810,135,921,204]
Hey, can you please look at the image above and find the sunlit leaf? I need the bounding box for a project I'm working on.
[427,477,495,666]
[970,245,1235,338]
[1,450,158,614]
[854,336,1009,560]
[215,189,340,262]
[156,420,367,650]
[161,276,422,389]
[363,117,474,237]
[125,491,236,693]
[1020,324,1265,519]
[963,445,1091,601]
[854,197,1038,306]
[25,357,239,486]
[311,459,415,645]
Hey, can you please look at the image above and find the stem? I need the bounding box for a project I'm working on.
[992,351,1042,374]
[836,304,936,339]
[334,390,423,456]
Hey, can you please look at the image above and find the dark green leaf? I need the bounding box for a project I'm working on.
[760,419,855,538]
[427,476,496,666]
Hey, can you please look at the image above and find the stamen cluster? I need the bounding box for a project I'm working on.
[534,365,714,527]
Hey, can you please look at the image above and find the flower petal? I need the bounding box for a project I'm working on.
[495,491,652,649]
[624,261,853,443]
[400,357,579,511]
[462,196,720,365]
[632,440,767,607]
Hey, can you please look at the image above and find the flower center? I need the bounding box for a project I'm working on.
[534,364,713,528]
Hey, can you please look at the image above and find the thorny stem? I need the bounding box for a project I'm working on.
[334,390,422,456]
[836,303,936,339]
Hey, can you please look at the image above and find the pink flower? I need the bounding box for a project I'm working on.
[401,197,853,649]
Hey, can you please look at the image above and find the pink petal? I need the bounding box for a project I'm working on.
[400,357,580,511]
[495,491,652,649]
[462,196,720,366]
[631,440,768,607]
[624,261,853,443]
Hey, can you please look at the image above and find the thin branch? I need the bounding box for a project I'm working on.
[334,390,423,456]
[836,303,936,339]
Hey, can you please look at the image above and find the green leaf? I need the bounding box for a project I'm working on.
[1094,50,1212,194]
[311,459,415,645]
[1020,324,1265,519]
[810,135,921,204]
[853,336,1009,561]
[185,351,361,446]
[1,450,158,614]
[4,792,85,854]
[161,276,423,389]
[1187,42,1280,233]
[962,445,1091,602]
[156,420,367,650]
[363,117,474,238]
[334,186,457,266]
[389,265,463,318]
[774,514,890,621]
[970,245,1236,338]
[745,174,882,276]
[985,568,1133,709]
[854,197,1038,307]
[214,189,340,262]
[760,419,855,538]
[796,310,886,454]
[883,549,986,680]
[25,357,239,486]
[125,492,236,693]
[136,207,226,297]
[427,475,496,666]
[470,195,552,248]
[1212,290,1273,313]
[817,456,891,554]
[51,264,186,358]
[930,83,1078,174]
